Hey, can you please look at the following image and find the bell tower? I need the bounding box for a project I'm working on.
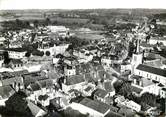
[131,38,143,74]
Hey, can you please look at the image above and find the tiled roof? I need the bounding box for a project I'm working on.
[38,79,53,88]
[5,48,27,52]
[65,74,85,85]
[84,86,93,92]
[84,73,94,82]
[10,70,29,77]
[136,64,166,77]
[28,101,46,117]
[130,75,142,80]
[94,88,108,98]
[29,83,41,91]
[105,111,123,117]
[142,78,154,87]
[2,76,24,86]
[11,59,23,64]
[0,72,14,79]
[104,81,115,92]
[0,85,15,99]
[23,72,48,87]
[131,85,143,94]
[80,98,110,114]
[98,70,112,80]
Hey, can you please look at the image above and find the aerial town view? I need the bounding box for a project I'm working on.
[0,0,166,117]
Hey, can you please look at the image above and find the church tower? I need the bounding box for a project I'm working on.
[131,38,143,74]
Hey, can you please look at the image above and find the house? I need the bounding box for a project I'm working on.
[6,48,26,59]
[131,75,160,96]
[27,79,54,106]
[115,96,141,112]
[0,76,24,90]
[124,100,141,112]
[27,101,46,117]
[0,37,5,44]
[10,59,23,69]
[50,97,70,109]
[105,111,123,117]
[27,82,42,101]
[10,70,29,77]
[53,44,69,55]
[140,42,155,52]
[101,54,119,68]
[64,56,78,66]
[135,64,166,85]
[9,41,22,48]
[117,105,136,117]
[62,74,86,93]
[131,85,143,96]
[47,70,62,85]
[24,64,42,73]
[68,89,82,99]
[64,65,76,76]
[38,79,54,95]
[103,81,115,97]
[120,62,132,72]
[70,98,110,117]
[73,49,93,62]
[0,85,15,106]
[76,63,92,74]
[149,37,166,46]
[83,83,96,96]
[93,88,109,103]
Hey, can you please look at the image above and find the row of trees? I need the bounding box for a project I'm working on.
[25,50,51,57]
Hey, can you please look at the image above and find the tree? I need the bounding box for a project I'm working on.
[33,20,39,28]
[128,42,135,57]
[140,93,157,107]
[25,52,31,58]
[45,18,51,26]
[32,50,44,57]
[45,51,51,56]
[40,51,44,56]
[61,107,89,117]
[3,51,11,64]
[5,91,32,116]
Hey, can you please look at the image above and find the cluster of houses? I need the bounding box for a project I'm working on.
[0,21,165,117]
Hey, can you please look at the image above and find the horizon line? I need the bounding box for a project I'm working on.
[1,8,166,11]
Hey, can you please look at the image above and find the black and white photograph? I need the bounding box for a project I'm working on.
[0,0,165,116]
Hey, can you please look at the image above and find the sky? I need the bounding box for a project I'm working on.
[0,0,166,10]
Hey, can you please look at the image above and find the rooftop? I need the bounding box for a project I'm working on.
[104,81,115,92]
[79,98,110,114]
[136,64,166,77]
[1,76,24,86]
[131,85,143,94]
[142,78,154,87]
[0,85,15,99]
[65,74,85,85]
[5,48,27,52]
[11,59,23,64]
[93,88,108,98]
[29,83,41,91]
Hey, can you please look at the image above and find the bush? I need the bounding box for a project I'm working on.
[45,51,51,56]
[32,50,44,57]
[25,52,31,57]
